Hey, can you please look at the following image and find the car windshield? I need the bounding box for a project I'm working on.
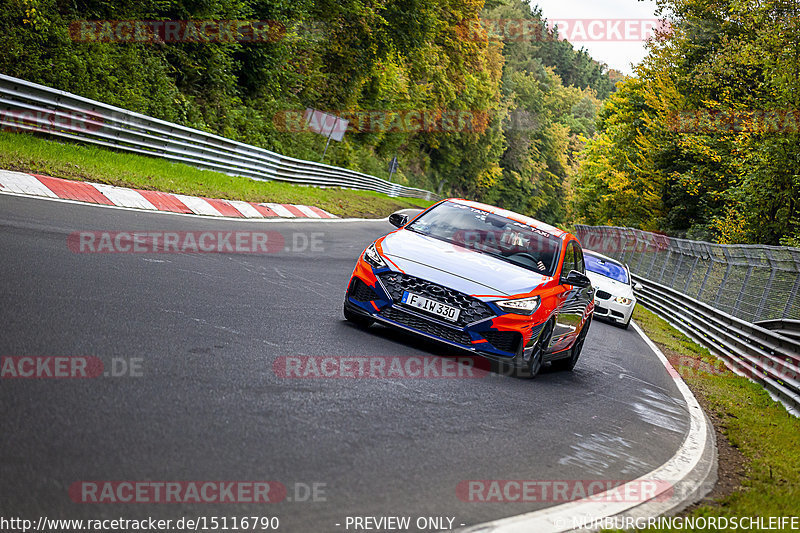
[406,201,561,276]
[585,253,629,284]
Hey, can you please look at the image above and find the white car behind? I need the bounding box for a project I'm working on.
[584,250,641,329]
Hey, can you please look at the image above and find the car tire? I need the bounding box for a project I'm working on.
[553,317,591,372]
[343,305,374,328]
[520,321,553,378]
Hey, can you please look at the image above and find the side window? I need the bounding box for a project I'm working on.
[574,244,585,274]
[561,242,575,277]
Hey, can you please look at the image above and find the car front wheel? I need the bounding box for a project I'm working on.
[553,317,591,371]
[521,321,553,378]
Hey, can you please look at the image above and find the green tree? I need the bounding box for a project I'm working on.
[574,0,800,244]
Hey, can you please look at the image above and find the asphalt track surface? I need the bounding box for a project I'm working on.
[0,194,690,532]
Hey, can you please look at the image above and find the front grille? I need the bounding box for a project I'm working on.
[595,305,609,315]
[482,330,521,353]
[378,272,495,326]
[596,290,612,300]
[349,278,378,302]
[380,306,473,346]
[610,309,625,319]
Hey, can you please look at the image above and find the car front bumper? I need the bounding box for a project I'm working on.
[592,296,634,325]
[344,263,546,366]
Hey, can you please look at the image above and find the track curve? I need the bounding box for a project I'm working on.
[0,194,691,531]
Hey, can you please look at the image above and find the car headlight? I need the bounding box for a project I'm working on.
[363,243,387,269]
[497,296,541,316]
[614,296,632,305]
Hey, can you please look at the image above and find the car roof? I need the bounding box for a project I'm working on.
[584,249,626,267]
[446,198,567,239]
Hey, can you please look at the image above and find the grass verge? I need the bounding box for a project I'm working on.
[0,131,435,218]
[607,307,800,531]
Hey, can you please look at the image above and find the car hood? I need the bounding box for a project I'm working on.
[378,230,551,297]
[586,271,634,297]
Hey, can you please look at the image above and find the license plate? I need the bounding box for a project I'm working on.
[401,291,461,322]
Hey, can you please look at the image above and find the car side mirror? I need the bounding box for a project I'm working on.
[634,282,644,291]
[561,270,591,288]
[389,213,408,228]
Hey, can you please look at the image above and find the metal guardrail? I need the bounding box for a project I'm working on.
[0,74,439,201]
[634,275,800,415]
[575,224,800,323]
[575,224,800,415]
[756,319,800,341]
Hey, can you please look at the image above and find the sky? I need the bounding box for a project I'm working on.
[529,0,661,75]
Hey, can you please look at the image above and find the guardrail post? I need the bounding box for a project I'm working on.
[620,228,629,263]
[714,250,733,309]
[756,249,778,322]
[658,248,672,283]
[671,250,685,289]
[625,228,637,265]
[647,238,661,278]
[732,265,755,319]
[784,266,800,319]
[697,244,715,301]
[634,230,648,274]
[685,254,700,293]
